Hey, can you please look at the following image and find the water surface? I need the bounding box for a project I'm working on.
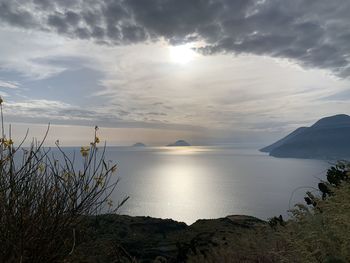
[96,146,329,224]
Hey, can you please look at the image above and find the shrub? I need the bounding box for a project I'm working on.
[0,98,128,262]
[187,162,350,263]
[281,161,350,262]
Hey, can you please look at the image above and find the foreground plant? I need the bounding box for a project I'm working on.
[282,161,350,262]
[0,98,128,262]
[187,162,350,263]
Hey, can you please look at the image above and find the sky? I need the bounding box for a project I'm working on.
[0,0,349,146]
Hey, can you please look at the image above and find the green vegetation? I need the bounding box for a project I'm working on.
[0,98,127,262]
[67,214,266,262]
[278,161,350,262]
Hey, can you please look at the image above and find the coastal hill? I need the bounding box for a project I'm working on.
[260,127,308,153]
[261,114,350,159]
[167,140,191,147]
[69,214,265,262]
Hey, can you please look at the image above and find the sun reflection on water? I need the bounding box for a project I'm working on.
[150,153,214,220]
[112,146,329,224]
[158,146,214,155]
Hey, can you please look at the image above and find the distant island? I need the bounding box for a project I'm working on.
[167,140,191,147]
[132,142,146,147]
[261,114,350,159]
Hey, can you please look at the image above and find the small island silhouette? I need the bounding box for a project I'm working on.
[132,142,146,147]
[167,140,191,146]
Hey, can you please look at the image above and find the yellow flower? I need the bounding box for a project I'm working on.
[81,146,89,151]
[90,136,100,146]
[63,172,72,180]
[38,164,45,173]
[1,138,13,147]
[80,146,90,157]
[94,176,104,186]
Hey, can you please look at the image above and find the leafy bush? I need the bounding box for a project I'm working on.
[281,161,350,262]
[188,162,350,263]
[0,98,128,262]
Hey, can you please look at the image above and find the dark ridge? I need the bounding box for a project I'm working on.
[260,127,308,153]
[261,114,350,159]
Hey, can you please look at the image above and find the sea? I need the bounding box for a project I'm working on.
[79,145,329,224]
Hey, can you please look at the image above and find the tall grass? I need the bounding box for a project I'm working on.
[0,98,128,262]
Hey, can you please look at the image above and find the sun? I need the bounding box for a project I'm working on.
[169,44,196,64]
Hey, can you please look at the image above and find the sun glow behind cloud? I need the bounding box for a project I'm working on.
[169,44,197,64]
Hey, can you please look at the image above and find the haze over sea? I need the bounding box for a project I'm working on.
[60,145,329,224]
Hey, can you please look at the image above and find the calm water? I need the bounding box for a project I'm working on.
[92,146,329,224]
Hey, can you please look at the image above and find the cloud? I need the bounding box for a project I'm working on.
[0,31,347,138]
[321,89,350,101]
[0,79,19,89]
[0,1,37,28]
[2,97,204,132]
[0,0,349,144]
[0,0,349,77]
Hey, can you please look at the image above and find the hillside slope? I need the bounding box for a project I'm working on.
[261,114,350,159]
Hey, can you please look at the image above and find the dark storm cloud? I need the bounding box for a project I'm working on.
[1,0,350,76]
[0,1,37,28]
